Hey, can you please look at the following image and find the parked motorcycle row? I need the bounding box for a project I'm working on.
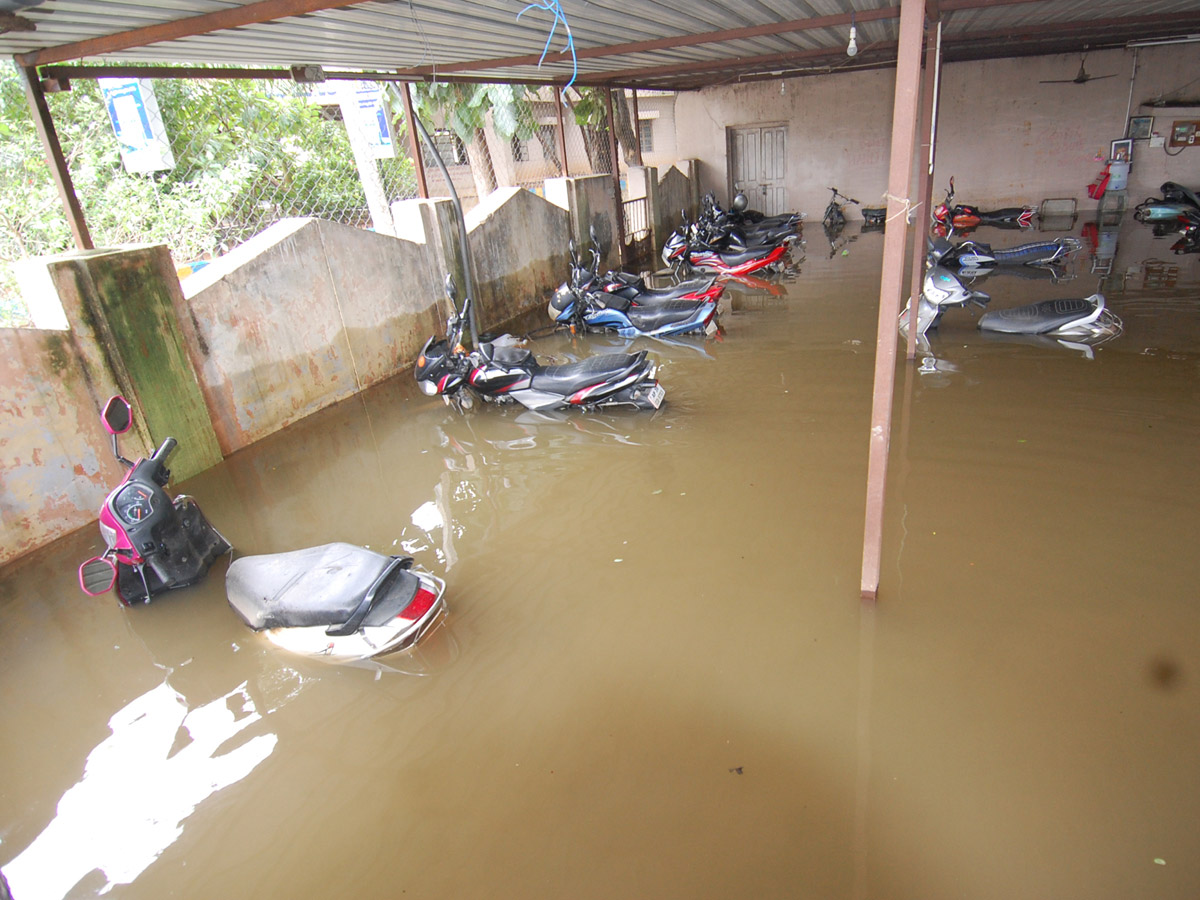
[79,173,1157,658]
[1133,181,1200,254]
[76,191,811,660]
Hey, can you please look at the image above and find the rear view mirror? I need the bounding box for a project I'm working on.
[444,273,458,302]
[102,396,132,435]
[79,556,117,596]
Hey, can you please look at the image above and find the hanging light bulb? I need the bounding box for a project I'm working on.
[847,23,859,57]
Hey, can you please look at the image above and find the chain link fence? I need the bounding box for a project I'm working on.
[1,69,647,327]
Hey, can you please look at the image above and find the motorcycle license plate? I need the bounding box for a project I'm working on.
[705,319,718,337]
[647,383,665,409]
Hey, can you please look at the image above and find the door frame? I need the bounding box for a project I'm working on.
[726,121,789,212]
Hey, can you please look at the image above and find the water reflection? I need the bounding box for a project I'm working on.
[3,680,277,900]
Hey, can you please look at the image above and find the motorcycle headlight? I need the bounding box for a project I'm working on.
[418,378,438,396]
[923,269,962,306]
[550,283,573,316]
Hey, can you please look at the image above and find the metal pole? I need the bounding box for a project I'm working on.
[905,21,942,362]
[409,107,479,346]
[399,81,429,199]
[860,0,926,601]
[603,86,627,266]
[19,66,92,251]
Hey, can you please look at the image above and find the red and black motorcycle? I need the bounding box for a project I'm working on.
[933,177,1035,229]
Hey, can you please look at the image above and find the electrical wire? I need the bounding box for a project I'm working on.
[516,0,578,100]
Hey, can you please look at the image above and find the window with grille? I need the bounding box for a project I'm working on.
[423,130,467,166]
[638,119,654,154]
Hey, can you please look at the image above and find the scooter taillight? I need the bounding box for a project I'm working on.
[399,587,439,621]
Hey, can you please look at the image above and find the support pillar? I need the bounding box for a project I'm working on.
[860,0,927,601]
[400,81,429,199]
[19,66,92,251]
[631,88,644,166]
[906,20,942,362]
[603,86,628,264]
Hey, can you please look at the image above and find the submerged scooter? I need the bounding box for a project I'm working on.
[422,275,666,410]
[78,396,230,606]
[899,266,1122,344]
[1133,181,1200,224]
[78,397,447,660]
[933,177,1035,229]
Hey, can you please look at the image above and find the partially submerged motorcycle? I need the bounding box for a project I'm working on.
[79,396,446,661]
[421,276,666,410]
[933,177,1035,229]
[899,266,1122,344]
[553,239,723,339]
[928,234,1081,269]
[661,221,795,277]
[822,187,886,228]
[78,396,231,606]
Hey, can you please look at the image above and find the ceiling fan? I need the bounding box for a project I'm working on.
[1040,53,1118,85]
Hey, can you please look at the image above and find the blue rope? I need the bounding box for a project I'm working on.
[516,0,578,99]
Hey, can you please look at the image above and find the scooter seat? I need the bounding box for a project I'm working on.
[978,297,1099,335]
[530,351,646,393]
[226,543,419,631]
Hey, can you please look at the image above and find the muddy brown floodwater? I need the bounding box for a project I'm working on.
[2,219,1199,900]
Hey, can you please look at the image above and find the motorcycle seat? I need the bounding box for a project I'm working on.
[529,351,647,393]
[479,341,535,368]
[623,276,716,303]
[626,299,711,331]
[991,241,1066,264]
[709,246,779,266]
[978,296,1101,334]
[226,543,419,631]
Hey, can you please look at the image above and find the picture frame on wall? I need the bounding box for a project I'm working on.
[1110,138,1132,162]
[1129,116,1154,141]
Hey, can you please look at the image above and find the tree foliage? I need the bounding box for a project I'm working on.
[1,64,415,326]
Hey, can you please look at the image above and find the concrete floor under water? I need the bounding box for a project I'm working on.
[2,219,1199,899]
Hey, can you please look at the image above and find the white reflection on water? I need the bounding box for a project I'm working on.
[4,680,277,899]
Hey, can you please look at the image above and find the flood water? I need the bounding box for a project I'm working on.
[3,218,1199,899]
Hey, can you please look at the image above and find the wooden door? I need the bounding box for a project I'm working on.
[730,125,788,215]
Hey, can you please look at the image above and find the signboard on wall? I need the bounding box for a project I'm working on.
[98,78,176,174]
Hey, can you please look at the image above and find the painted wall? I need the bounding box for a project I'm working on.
[675,44,1200,220]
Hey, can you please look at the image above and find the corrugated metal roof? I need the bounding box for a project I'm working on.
[3,0,1200,89]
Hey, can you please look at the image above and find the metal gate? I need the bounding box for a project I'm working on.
[729,125,788,215]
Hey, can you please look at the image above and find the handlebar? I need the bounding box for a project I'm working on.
[151,436,177,462]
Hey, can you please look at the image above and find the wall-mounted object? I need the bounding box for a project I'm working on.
[1169,120,1199,148]
[1129,116,1154,140]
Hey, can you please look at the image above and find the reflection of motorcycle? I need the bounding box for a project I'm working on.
[899,266,1122,344]
[78,396,230,605]
[422,276,666,410]
[933,177,1035,228]
[1133,181,1200,224]
[929,234,1080,269]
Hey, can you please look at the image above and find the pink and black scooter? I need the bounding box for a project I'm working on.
[78,396,446,661]
[78,395,230,606]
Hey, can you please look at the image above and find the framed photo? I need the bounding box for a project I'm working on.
[1129,116,1154,141]
[1110,138,1132,162]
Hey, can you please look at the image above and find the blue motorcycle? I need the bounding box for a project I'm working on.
[548,243,723,339]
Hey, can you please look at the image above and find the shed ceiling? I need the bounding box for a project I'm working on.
[3,0,1200,90]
